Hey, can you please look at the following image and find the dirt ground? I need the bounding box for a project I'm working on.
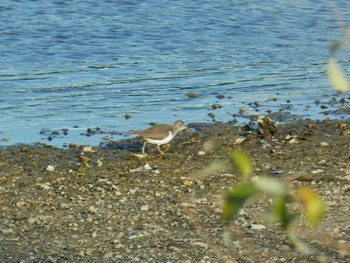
[0,118,350,262]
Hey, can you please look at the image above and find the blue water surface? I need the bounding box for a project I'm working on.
[1,0,350,147]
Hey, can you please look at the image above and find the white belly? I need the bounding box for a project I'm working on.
[145,132,174,145]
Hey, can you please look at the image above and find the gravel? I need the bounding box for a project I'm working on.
[0,119,350,262]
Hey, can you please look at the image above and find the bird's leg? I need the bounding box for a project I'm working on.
[157,145,164,155]
[142,141,147,155]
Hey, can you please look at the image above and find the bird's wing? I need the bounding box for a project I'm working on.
[137,124,171,140]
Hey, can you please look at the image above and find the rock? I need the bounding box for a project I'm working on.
[46,165,55,172]
[320,142,329,147]
[144,163,152,170]
[248,224,266,230]
[88,206,97,214]
[258,116,277,139]
[124,113,132,119]
[140,205,149,211]
[186,92,201,99]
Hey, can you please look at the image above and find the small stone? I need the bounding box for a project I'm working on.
[140,205,149,211]
[79,155,91,163]
[103,252,114,260]
[47,256,57,263]
[192,241,209,249]
[35,182,51,190]
[197,150,206,156]
[211,103,221,110]
[88,206,97,214]
[249,224,266,230]
[128,232,142,239]
[144,163,152,170]
[28,218,36,224]
[96,159,103,167]
[239,107,247,113]
[235,137,246,144]
[82,146,97,153]
[1,228,14,234]
[129,189,136,194]
[342,129,350,136]
[16,201,27,207]
[187,92,200,99]
[14,214,27,221]
[288,138,299,144]
[182,180,194,187]
[320,142,329,147]
[59,203,70,210]
[0,177,7,184]
[129,166,144,173]
[46,165,55,172]
[124,113,132,119]
[343,185,350,191]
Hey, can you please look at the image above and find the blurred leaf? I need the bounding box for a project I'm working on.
[223,226,232,245]
[254,177,288,197]
[287,229,312,254]
[232,150,253,178]
[329,41,341,55]
[273,195,296,229]
[192,161,227,180]
[223,182,256,225]
[298,187,326,228]
[327,58,349,93]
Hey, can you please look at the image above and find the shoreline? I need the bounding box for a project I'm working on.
[2,93,350,148]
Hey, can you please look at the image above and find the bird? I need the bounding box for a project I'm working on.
[128,120,186,155]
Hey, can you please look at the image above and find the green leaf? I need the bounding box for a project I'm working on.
[298,187,326,228]
[254,177,288,197]
[223,182,256,225]
[273,195,296,229]
[232,150,253,178]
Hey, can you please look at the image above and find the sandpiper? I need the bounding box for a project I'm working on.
[128,120,186,155]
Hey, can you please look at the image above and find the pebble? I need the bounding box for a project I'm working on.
[235,137,246,144]
[124,113,132,119]
[197,150,206,156]
[320,142,329,147]
[144,163,152,170]
[1,228,14,234]
[16,201,27,207]
[88,206,97,214]
[28,218,36,224]
[343,185,350,191]
[140,205,149,211]
[82,146,97,153]
[46,165,55,172]
[249,224,266,230]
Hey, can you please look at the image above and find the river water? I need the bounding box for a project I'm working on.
[1,1,350,147]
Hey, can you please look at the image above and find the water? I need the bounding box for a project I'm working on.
[1,0,350,147]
